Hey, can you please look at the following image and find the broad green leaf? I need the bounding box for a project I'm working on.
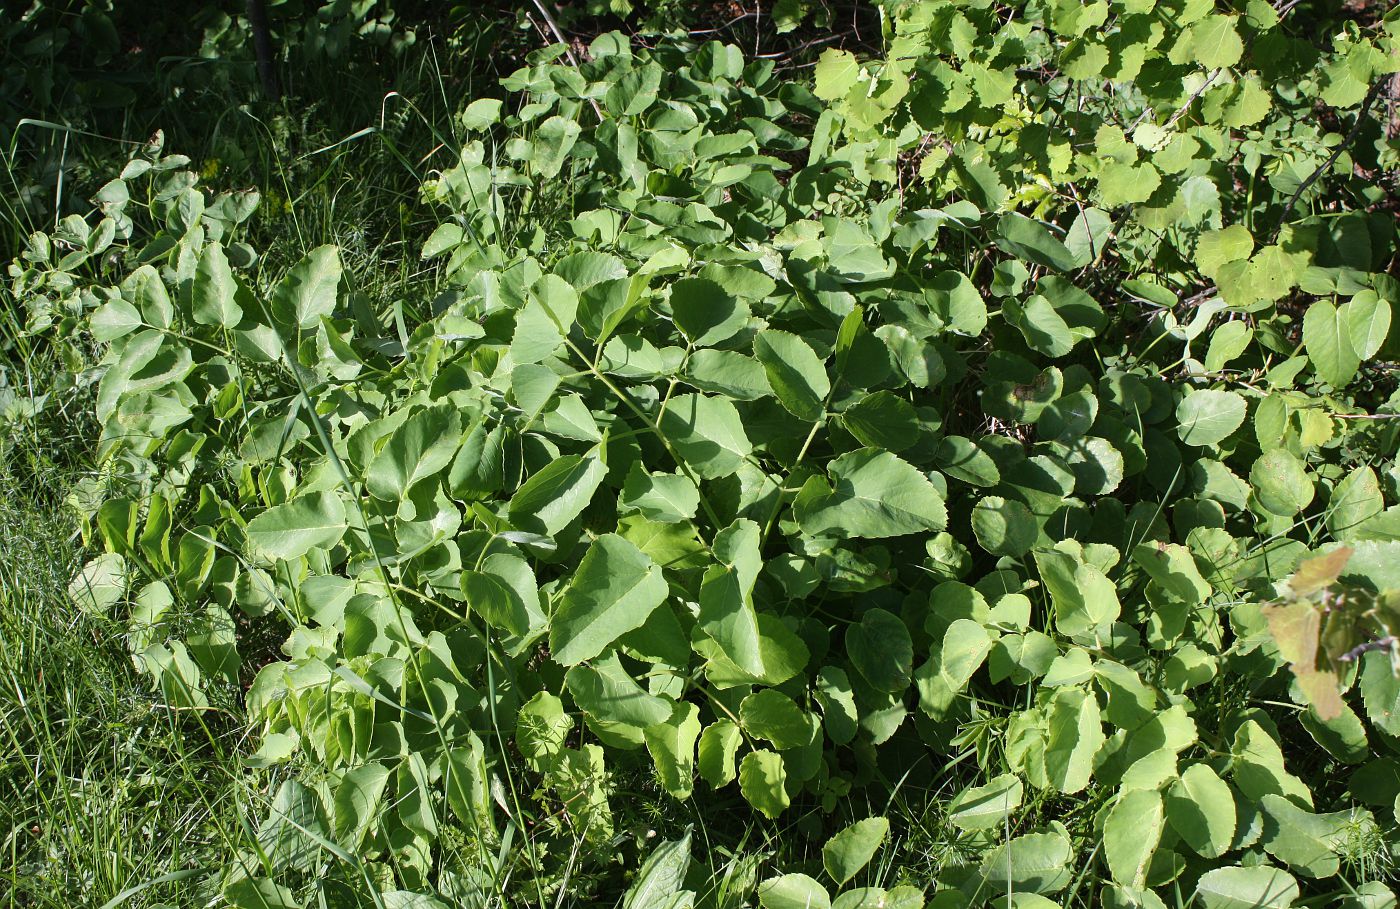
[739,750,789,818]
[95,329,190,422]
[658,393,753,479]
[847,607,913,693]
[1176,389,1247,447]
[823,816,889,885]
[753,329,830,422]
[1037,387,1098,441]
[192,242,242,327]
[876,323,943,388]
[90,297,143,341]
[645,701,702,799]
[621,516,707,572]
[445,734,492,831]
[1060,437,1122,496]
[971,496,1038,557]
[815,666,859,745]
[797,449,947,539]
[449,422,507,500]
[1251,449,1314,516]
[984,366,1063,424]
[516,692,572,772]
[1205,321,1254,372]
[1345,291,1392,359]
[623,828,694,909]
[508,453,606,537]
[601,333,667,379]
[1361,650,1400,737]
[831,888,921,909]
[841,391,918,452]
[1035,548,1121,636]
[566,652,672,727]
[1197,226,1253,278]
[996,213,1076,271]
[740,689,810,750]
[1247,246,1302,303]
[511,274,578,364]
[1299,699,1369,764]
[670,277,750,347]
[1260,794,1360,878]
[1006,293,1075,357]
[366,406,463,501]
[621,465,700,524]
[940,618,992,691]
[948,774,1023,831]
[759,874,832,909]
[1183,15,1244,69]
[555,251,628,290]
[257,780,327,874]
[935,436,1001,487]
[813,49,860,100]
[1327,466,1383,541]
[684,349,773,400]
[698,519,767,679]
[1044,686,1105,793]
[549,534,667,665]
[1304,300,1362,387]
[966,828,1074,897]
[459,98,502,130]
[1336,883,1396,909]
[1104,788,1163,888]
[698,720,742,788]
[224,878,301,909]
[1132,542,1212,604]
[271,245,341,329]
[1167,763,1237,859]
[247,492,346,562]
[1097,162,1161,207]
[1232,720,1313,806]
[69,553,127,614]
[333,762,390,852]
[543,395,601,442]
[925,270,987,335]
[1193,866,1300,909]
[533,116,582,179]
[605,64,662,117]
[138,641,207,709]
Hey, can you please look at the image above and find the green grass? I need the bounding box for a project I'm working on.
[0,374,257,907]
[0,11,504,905]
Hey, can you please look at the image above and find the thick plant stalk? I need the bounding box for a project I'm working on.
[246,0,280,100]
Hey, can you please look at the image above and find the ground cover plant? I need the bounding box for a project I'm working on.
[4,0,1400,907]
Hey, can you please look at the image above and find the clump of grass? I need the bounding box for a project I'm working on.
[0,367,261,907]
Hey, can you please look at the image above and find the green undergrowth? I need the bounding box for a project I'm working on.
[0,371,253,907]
[6,1,1400,908]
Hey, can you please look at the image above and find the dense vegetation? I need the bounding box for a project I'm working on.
[3,1,1400,907]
